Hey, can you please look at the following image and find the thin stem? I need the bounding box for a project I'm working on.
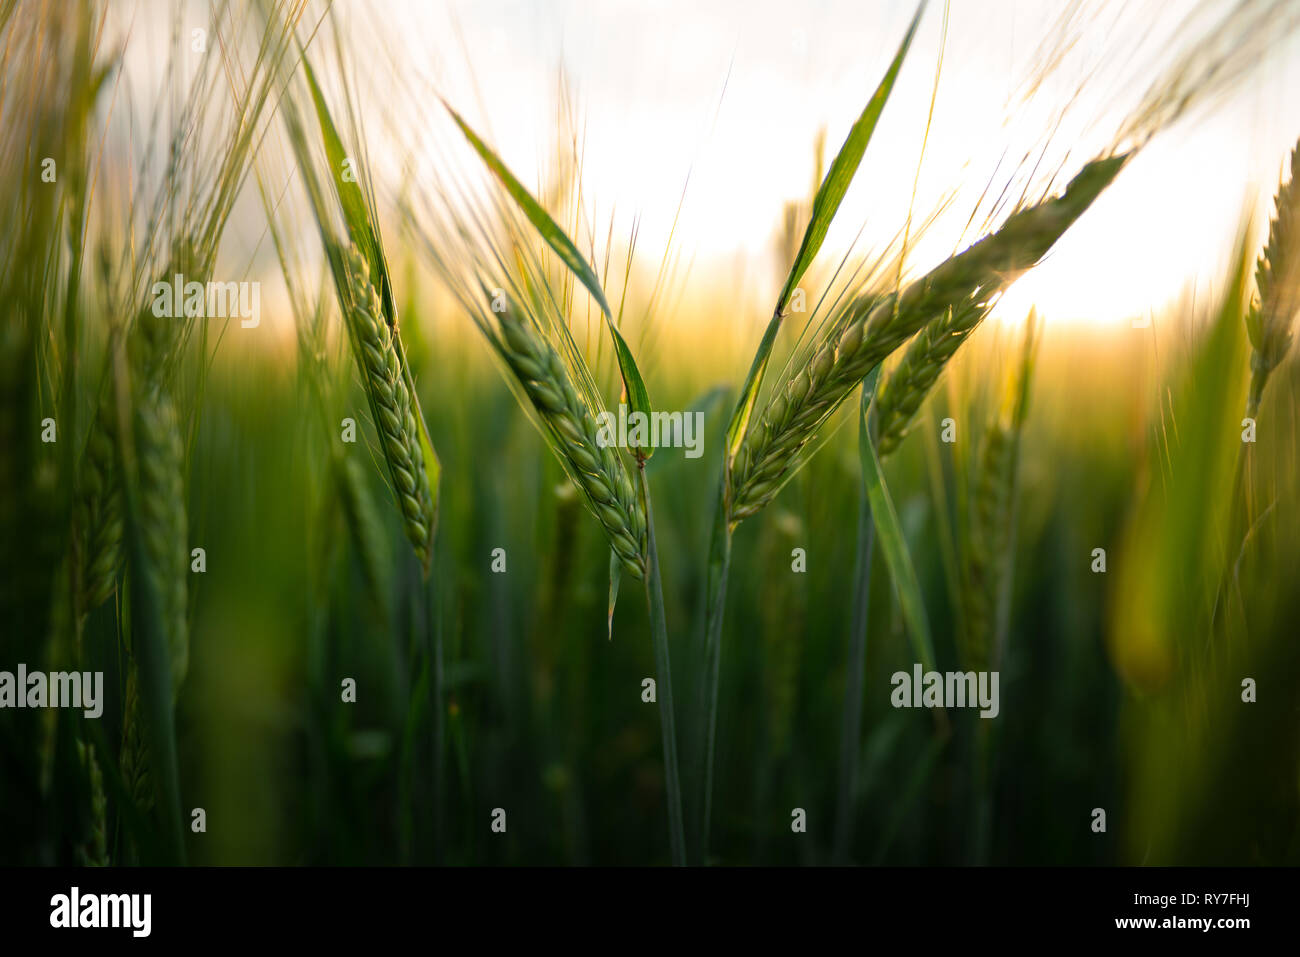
[971,723,993,865]
[640,461,686,866]
[833,386,878,863]
[694,479,733,865]
[1211,441,1252,637]
[427,554,444,863]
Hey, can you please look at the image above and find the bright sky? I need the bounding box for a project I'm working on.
[341,0,1300,328]
[110,1,1300,331]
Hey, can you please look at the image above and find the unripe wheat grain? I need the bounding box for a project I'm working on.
[730,152,1127,520]
[492,308,647,579]
[342,246,437,571]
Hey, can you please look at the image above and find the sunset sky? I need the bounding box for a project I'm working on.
[117,0,1300,328]
[377,0,1300,326]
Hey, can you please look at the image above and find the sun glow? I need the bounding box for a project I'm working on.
[330,1,1300,331]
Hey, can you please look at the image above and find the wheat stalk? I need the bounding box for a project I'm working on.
[342,246,437,572]
[960,317,1037,864]
[74,399,123,612]
[119,665,153,814]
[74,251,196,619]
[1246,140,1300,419]
[959,422,1011,673]
[492,306,648,580]
[74,739,108,867]
[961,409,1011,866]
[874,296,986,458]
[960,317,1038,674]
[134,384,189,695]
[729,152,1127,522]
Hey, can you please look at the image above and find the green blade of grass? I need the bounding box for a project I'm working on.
[639,464,686,865]
[724,2,925,463]
[697,10,924,855]
[833,376,879,863]
[693,480,732,863]
[861,367,936,672]
[302,55,385,287]
[775,2,926,316]
[445,103,654,453]
[607,550,621,641]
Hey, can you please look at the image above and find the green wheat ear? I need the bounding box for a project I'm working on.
[342,246,437,571]
[119,665,154,817]
[729,153,1128,521]
[874,296,986,459]
[74,739,108,867]
[75,397,123,612]
[960,317,1038,673]
[491,306,647,580]
[1246,141,1300,419]
[133,385,189,695]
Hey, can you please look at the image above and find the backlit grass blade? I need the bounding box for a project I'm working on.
[724,2,926,462]
[302,55,385,290]
[698,9,925,853]
[833,374,880,863]
[445,103,654,450]
[775,2,926,317]
[607,550,621,641]
[861,367,936,672]
[639,465,686,865]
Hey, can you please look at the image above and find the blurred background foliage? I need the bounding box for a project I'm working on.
[15,303,1295,866]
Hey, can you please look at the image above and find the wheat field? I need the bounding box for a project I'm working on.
[2,0,1299,868]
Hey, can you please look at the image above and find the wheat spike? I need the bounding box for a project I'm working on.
[730,153,1126,520]
[874,297,987,458]
[74,400,123,612]
[493,308,647,579]
[74,738,109,866]
[1246,141,1300,419]
[960,422,1011,673]
[134,385,189,694]
[119,664,153,814]
[960,317,1038,673]
[343,247,436,571]
[75,252,196,617]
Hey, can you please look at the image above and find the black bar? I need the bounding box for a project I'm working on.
[0,866,1280,944]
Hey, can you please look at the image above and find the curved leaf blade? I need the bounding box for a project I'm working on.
[302,56,386,293]
[861,367,936,672]
[297,52,441,565]
[776,2,925,315]
[725,1,926,463]
[445,104,653,447]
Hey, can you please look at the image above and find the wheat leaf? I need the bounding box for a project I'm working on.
[725,2,925,463]
[445,103,654,451]
[861,367,936,672]
[607,549,622,641]
[301,57,385,285]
